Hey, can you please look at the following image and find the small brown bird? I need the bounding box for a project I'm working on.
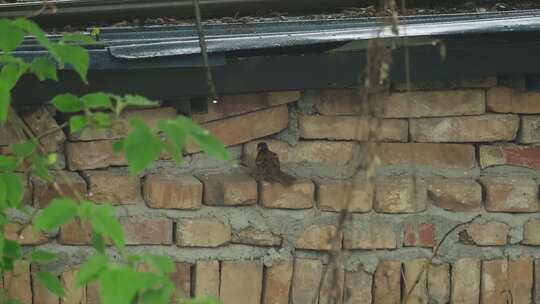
[255,142,296,187]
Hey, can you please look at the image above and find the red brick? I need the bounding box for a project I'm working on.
[23,107,65,152]
[480,177,539,212]
[61,269,85,304]
[69,107,177,141]
[404,259,428,304]
[32,171,87,208]
[427,178,482,212]
[86,282,100,304]
[85,169,142,205]
[480,144,540,170]
[410,114,519,142]
[243,140,360,167]
[263,260,293,304]
[462,221,509,246]
[65,140,127,170]
[518,115,540,143]
[534,260,540,304]
[220,260,263,304]
[319,265,344,304]
[427,263,450,304]
[451,258,480,304]
[143,174,202,210]
[195,260,219,299]
[176,218,231,247]
[377,143,476,170]
[198,173,257,206]
[522,219,540,245]
[193,91,299,123]
[343,225,397,250]
[59,221,92,245]
[5,223,49,245]
[187,105,288,153]
[3,261,32,304]
[344,269,372,304]
[299,115,407,142]
[232,227,282,247]
[316,178,373,213]
[481,259,533,304]
[374,177,427,214]
[296,224,339,251]
[487,86,540,113]
[291,259,323,304]
[373,261,401,304]
[170,262,192,300]
[404,223,435,248]
[260,179,314,209]
[121,217,173,245]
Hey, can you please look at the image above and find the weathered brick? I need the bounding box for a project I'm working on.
[85,169,142,205]
[344,269,372,304]
[427,263,450,304]
[220,260,263,304]
[299,115,407,142]
[23,107,65,152]
[534,260,540,304]
[0,121,21,146]
[86,282,100,304]
[374,178,427,213]
[170,262,192,300]
[451,258,480,304]
[195,260,220,299]
[263,260,293,304]
[33,171,87,208]
[518,115,540,143]
[480,177,539,212]
[373,261,401,304]
[198,173,257,206]
[144,174,202,210]
[296,224,338,251]
[509,259,533,304]
[344,225,397,250]
[481,259,533,304]
[70,107,177,141]
[522,219,540,245]
[61,269,86,304]
[59,221,92,245]
[377,143,476,170]
[5,223,49,245]
[291,259,323,304]
[487,86,540,113]
[410,114,519,142]
[480,144,540,170]
[393,77,497,91]
[187,106,288,153]
[65,140,127,170]
[316,89,364,115]
[121,217,173,245]
[260,179,314,209]
[404,223,435,248]
[193,91,299,123]
[427,178,482,212]
[33,270,59,304]
[462,221,509,246]
[243,140,360,167]
[319,265,344,304]
[176,218,231,247]
[315,178,373,213]
[3,261,31,304]
[403,259,428,304]
[232,227,281,247]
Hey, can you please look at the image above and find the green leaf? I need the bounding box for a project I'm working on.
[10,140,35,157]
[4,240,21,259]
[61,33,96,45]
[124,119,163,175]
[142,255,175,274]
[13,19,58,60]
[30,57,58,81]
[178,117,230,161]
[0,173,23,207]
[91,112,112,128]
[37,271,64,298]
[100,268,143,304]
[0,20,24,52]
[90,204,124,251]
[0,82,11,124]
[77,201,94,219]
[55,44,89,84]
[31,249,57,263]
[1,63,27,89]
[0,155,17,171]
[112,139,124,153]
[51,93,83,113]
[69,115,87,133]
[91,231,106,254]
[34,198,78,230]
[123,95,159,107]
[81,93,112,110]
[157,120,185,164]
[139,278,174,304]
[75,254,107,288]
[0,178,7,208]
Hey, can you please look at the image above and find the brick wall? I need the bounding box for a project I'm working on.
[3,76,540,303]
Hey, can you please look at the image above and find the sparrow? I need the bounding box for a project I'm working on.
[255,142,296,187]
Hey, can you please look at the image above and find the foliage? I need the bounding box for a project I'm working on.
[0,18,229,304]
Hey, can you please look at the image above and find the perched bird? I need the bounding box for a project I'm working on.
[255,142,296,187]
